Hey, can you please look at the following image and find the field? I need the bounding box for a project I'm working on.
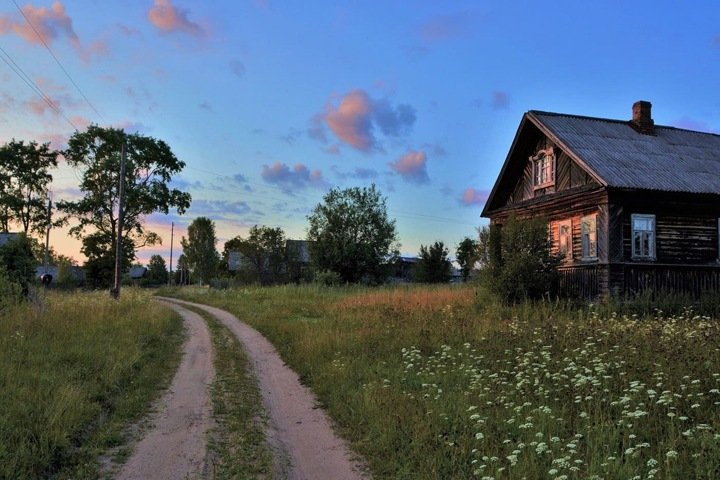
[0,290,183,479]
[167,284,720,480]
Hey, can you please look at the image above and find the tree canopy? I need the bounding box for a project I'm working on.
[0,140,57,235]
[456,236,479,282]
[415,241,452,283]
[181,217,219,285]
[223,225,286,284]
[57,125,191,287]
[307,184,398,283]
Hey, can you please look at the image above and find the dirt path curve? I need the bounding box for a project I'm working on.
[158,297,368,480]
[115,300,214,480]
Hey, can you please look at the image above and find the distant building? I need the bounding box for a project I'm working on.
[0,232,20,247]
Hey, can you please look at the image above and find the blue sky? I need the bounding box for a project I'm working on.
[1,0,719,264]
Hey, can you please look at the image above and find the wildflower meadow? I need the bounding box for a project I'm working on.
[168,285,720,479]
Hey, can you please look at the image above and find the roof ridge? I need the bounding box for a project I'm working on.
[529,110,720,137]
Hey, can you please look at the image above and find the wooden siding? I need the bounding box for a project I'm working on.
[507,138,598,207]
[620,214,718,264]
[549,204,609,264]
[623,264,720,298]
[558,265,605,299]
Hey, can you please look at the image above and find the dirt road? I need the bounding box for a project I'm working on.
[158,297,367,480]
[116,300,215,479]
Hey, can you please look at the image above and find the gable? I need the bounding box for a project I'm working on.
[482,115,600,216]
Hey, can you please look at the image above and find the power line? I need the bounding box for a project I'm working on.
[0,45,79,131]
[10,0,105,123]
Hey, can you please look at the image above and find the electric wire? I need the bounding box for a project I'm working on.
[10,0,105,123]
[0,45,79,131]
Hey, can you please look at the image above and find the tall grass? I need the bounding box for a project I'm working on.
[166,284,720,479]
[0,289,183,479]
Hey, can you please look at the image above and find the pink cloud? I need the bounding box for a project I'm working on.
[148,0,205,37]
[261,161,328,193]
[0,1,78,46]
[389,151,429,184]
[0,2,108,62]
[460,187,489,206]
[322,89,416,152]
[325,90,375,151]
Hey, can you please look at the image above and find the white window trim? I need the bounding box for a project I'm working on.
[631,213,656,260]
[558,219,573,262]
[580,214,597,261]
[531,147,555,190]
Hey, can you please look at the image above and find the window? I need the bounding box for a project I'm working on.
[532,147,555,189]
[580,215,597,260]
[631,214,655,260]
[558,219,573,262]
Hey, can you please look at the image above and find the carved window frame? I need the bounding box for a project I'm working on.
[532,147,555,189]
[558,219,573,262]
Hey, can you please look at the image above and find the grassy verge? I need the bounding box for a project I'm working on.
[186,306,274,478]
[0,289,184,479]
[163,284,720,479]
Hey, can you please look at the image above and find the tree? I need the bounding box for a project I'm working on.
[415,241,452,283]
[57,125,191,287]
[223,225,287,284]
[181,217,220,285]
[477,216,561,303]
[456,237,479,282]
[0,140,58,234]
[307,184,398,283]
[174,254,190,285]
[146,254,169,285]
[0,234,37,297]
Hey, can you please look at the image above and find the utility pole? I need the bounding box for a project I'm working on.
[111,142,127,299]
[41,197,52,287]
[43,197,51,272]
[168,221,174,286]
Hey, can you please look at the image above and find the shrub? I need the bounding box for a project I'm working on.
[478,216,561,303]
[314,270,342,286]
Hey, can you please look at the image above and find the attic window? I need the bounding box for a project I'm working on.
[532,147,555,189]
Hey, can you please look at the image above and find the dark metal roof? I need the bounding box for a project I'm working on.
[529,111,720,194]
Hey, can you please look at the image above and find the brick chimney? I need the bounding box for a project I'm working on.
[630,100,654,134]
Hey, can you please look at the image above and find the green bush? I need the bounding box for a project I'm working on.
[314,269,342,286]
[478,216,561,303]
[0,265,21,310]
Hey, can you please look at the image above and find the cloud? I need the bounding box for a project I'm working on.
[232,173,248,183]
[713,35,720,47]
[671,117,719,134]
[331,165,378,180]
[322,89,416,152]
[261,161,328,193]
[0,2,77,46]
[24,77,80,116]
[148,0,205,37]
[389,151,429,184]
[229,59,245,78]
[115,120,151,134]
[199,101,213,112]
[492,91,509,110]
[0,2,106,61]
[460,187,489,206]
[419,11,474,42]
[191,199,252,217]
[117,23,140,37]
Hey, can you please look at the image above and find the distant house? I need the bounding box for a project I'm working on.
[389,256,419,283]
[482,101,720,298]
[286,240,313,282]
[0,232,20,247]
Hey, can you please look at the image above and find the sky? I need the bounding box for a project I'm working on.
[1,0,719,266]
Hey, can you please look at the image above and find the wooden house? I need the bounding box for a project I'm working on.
[481,101,720,298]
